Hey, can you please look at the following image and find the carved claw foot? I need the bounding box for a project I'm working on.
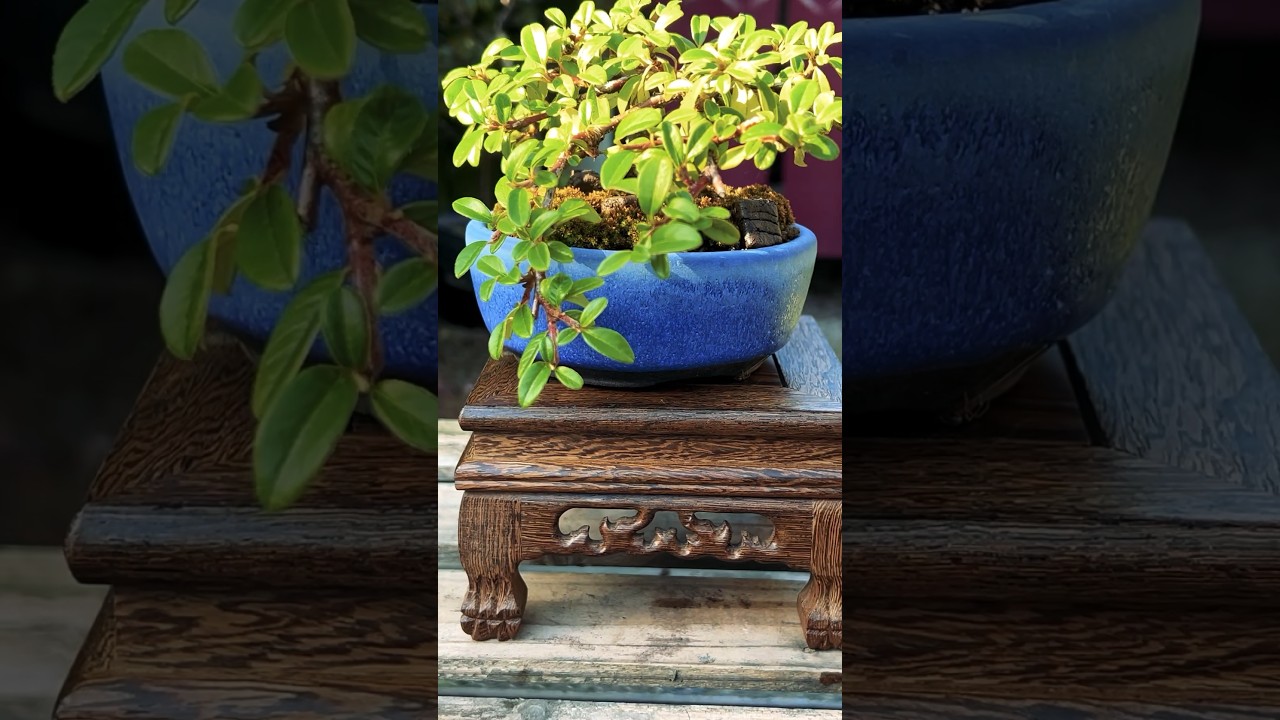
[797,574,841,650]
[460,572,527,641]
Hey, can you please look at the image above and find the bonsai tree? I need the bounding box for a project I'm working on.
[52,0,439,510]
[446,0,842,407]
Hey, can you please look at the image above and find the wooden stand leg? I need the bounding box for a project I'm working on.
[458,493,527,641]
[797,500,841,650]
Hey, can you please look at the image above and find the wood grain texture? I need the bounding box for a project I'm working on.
[55,589,436,720]
[439,698,840,719]
[64,339,438,588]
[1070,218,1280,495]
[458,317,841,439]
[437,481,784,573]
[841,221,1280,718]
[454,432,840,498]
[842,693,1279,720]
[843,221,1280,606]
[439,568,838,696]
[848,601,1280,708]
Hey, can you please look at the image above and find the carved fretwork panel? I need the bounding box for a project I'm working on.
[555,508,779,560]
[514,494,816,569]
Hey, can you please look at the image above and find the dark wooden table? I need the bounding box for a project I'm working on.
[844,219,1280,718]
[453,316,844,651]
[53,338,438,719]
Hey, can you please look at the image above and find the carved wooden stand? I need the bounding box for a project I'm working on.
[455,316,843,650]
[52,338,438,718]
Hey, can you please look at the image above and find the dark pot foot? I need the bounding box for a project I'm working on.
[577,357,768,389]
[847,346,1049,424]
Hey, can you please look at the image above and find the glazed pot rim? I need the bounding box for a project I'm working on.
[464,219,817,263]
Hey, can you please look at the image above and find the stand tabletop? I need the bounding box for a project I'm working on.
[454,317,843,499]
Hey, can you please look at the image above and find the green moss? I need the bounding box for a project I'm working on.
[548,184,799,251]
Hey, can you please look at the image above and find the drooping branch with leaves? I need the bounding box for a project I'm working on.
[445,0,842,408]
[53,0,440,510]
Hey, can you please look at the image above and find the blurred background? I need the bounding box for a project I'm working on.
[0,0,1274,543]
[0,0,1275,624]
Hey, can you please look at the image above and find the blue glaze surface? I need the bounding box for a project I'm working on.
[466,220,817,374]
[101,0,438,384]
[842,0,1199,379]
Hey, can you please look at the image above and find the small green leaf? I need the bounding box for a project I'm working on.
[254,365,359,511]
[518,333,542,375]
[321,286,368,369]
[636,156,673,217]
[190,62,263,122]
[595,250,633,277]
[702,218,740,245]
[210,226,238,294]
[527,242,551,272]
[349,0,428,53]
[555,365,584,390]
[580,297,607,326]
[547,241,574,263]
[582,326,635,364]
[506,187,531,227]
[454,242,487,279]
[517,361,553,407]
[455,126,483,166]
[520,23,548,63]
[370,379,438,453]
[805,134,839,161]
[541,273,571,305]
[131,102,184,176]
[323,99,364,174]
[252,270,345,418]
[377,257,436,314]
[529,209,560,240]
[235,184,302,291]
[690,14,710,44]
[651,221,702,254]
[487,320,508,359]
[600,150,636,190]
[788,79,819,113]
[479,277,496,301]
[476,255,507,277]
[52,0,148,102]
[512,303,534,337]
[650,253,671,279]
[165,0,200,24]
[661,195,700,223]
[348,85,428,190]
[614,107,662,141]
[545,7,567,27]
[158,238,213,360]
[285,0,356,80]
[452,198,492,224]
[399,200,437,233]
[234,0,298,48]
[123,29,219,98]
[555,198,601,224]
[570,277,605,295]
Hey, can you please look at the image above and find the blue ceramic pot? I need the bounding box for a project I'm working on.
[466,220,818,386]
[101,0,438,386]
[842,0,1199,379]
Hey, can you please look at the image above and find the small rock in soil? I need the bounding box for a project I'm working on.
[567,170,602,193]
